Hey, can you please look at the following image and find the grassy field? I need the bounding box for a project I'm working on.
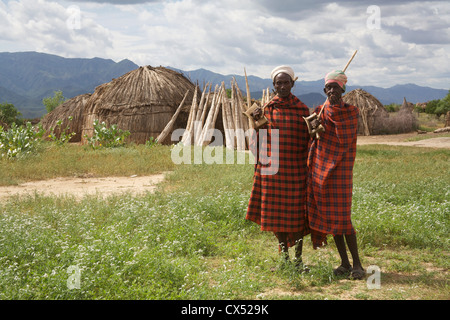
[0,142,448,300]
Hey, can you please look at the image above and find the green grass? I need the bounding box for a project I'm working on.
[404,132,450,142]
[0,143,448,299]
[0,142,176,186]
[353,146,449,249]
[415,112,447,132]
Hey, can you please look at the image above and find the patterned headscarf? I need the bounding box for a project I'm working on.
[325,70,347,92]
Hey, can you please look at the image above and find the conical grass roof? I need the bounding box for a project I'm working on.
[81,66,196,144]
[343,88,389,136]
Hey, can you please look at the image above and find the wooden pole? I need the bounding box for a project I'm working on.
[221,83,233,149]
[199,84,220,146]
[234,81,250,148]
[193,83,210,144]
[343,50,357,72]
[244,68,254,129]
[156,90,189,144]
[181,85,198,145]
[232,79,245,151]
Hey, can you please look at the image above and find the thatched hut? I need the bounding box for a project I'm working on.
[40,93,91,142]
[81,66,196,144]
[400,97,414,112]
[343,88,389,135]
[393,97,418,133]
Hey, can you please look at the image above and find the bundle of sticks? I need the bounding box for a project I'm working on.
[157,68,272,151]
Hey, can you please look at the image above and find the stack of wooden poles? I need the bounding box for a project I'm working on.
[157,69,272,151]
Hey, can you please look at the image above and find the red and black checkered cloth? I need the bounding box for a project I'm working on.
[246,93,310,247]
[307,100,359,248]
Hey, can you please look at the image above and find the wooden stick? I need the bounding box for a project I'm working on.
[244,67,251,109]
[343,50,357,72]
[199,84,212,124]
[198,86,216,146]
[222,84,234,149]
[194,83,210,144]
[234,81,249,148]
[194,84,206,123]
[244,68,254,129]
[181,85,198,145]
[156,90,189,144]
[199,84,220,146]
[232,79,245,151]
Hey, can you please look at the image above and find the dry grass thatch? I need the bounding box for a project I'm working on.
[40,93,91,142]
[81,66,196,144]
[344,89,418,135]
[343,88,389,136]
[391,97,419,134]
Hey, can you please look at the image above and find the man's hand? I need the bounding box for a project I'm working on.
[252,107,263,120]
[310,118,320,130]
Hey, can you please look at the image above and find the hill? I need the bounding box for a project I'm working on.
[0,52,138,118]
[0,52,447,118]
[177,68,448,106]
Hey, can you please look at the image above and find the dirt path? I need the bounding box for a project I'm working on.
[0,174,167,200]
[357,132,450,149]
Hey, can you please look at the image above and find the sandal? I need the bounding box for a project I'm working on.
[350,267,366,280]
[333,265,352,276]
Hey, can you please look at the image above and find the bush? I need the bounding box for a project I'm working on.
[424,99,440,116]
[0,122,44,159]
[0,102,22,126]
[384,103,401,113]
[43,90,66,113]
[145,137,158,148]
[435,91,450,118]
[374,109,418,135]
[48,116,76,146]
[84,120,130,149]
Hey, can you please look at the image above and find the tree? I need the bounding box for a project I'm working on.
[435,90,450,118]
[43,90,66,113]
[384,103,401,113]
[425,99,440,115]
[0,102,22,126]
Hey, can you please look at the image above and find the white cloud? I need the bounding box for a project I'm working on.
[0,0,449,89]
[0,0,114,57]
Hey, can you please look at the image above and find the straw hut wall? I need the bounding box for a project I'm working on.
[81,66,196,144]
[40,93,91,142]
[373,97,418,134]
[390,97,418,133]
[343,88,389,135]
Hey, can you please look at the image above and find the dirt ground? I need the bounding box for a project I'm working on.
[0,174,167,200]
[1,132,448,201]
[357,131,450,148]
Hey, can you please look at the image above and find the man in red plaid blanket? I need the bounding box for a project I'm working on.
[246,66,310,270]
[307,70,365,279]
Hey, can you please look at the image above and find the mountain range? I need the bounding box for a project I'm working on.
[0,51,447,118]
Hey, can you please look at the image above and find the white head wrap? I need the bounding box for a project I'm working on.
[271,65,296,82]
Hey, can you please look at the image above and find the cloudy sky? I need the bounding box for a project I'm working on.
[0,0,449,89]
